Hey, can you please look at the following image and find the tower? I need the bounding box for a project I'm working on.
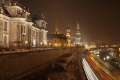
[74,22,81,46]
[55,27,59,34]
[55,21,59,34]
[66,26,71,38]
[66,26,71,46]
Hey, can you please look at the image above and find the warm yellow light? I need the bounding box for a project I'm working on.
[55,43,57,46]
[40,42,42,45]
[25,41,28,44]
[119,48,120,52]
[49,43,51,45]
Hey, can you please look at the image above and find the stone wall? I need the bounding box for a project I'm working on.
[0,48,71,80]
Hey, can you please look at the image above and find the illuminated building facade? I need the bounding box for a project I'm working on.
[66,26,71,46]
[48,27,67,47]
[31,15,48,47]
[47,34,67,47]
[89,40,105,48]
[0,0,48,48]
[74,22,81,46]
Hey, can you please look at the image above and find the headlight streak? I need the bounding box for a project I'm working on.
[82,58,98,80]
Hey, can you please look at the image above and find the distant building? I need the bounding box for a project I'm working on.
[48,25,67,47]
[66,26,71,46]
[74,22,82,46]
[0,0,48,48]
[55,26,59,34]
[74,22,81,45]
[89,40,105,48]
[47,34,67,47]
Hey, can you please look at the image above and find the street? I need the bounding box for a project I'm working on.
[84,50,120,80]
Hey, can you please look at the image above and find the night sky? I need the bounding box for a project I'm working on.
[3,0,120,44]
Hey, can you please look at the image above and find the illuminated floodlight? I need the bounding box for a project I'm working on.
[40,42,43,45]
[55,43,58,46]
[85,44,89,49]
[97,55,99,57]
[96,51,99,54]
[25,41,28,44]
[106,56,110,60]
[103,58,106,60]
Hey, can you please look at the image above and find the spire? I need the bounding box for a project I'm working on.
[66,25,71,39]
[74,22,81,45]
[66,25,70,33]
[55,27,58,34]
[41,13,44,20]
[55,21,59,34]
[77,22,80,30]
[67,25,70,29]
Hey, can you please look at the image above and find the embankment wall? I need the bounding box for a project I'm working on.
[0,48,71,80]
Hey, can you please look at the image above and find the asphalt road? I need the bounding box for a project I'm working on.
[87,51,120,80]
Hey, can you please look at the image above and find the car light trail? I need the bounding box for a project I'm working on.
[82,58,98,80]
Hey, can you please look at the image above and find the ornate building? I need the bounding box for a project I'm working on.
[0,0,48,48]
[66,26,71,46]
[74,22,81,46]
[31,15,48,47]
[47,25,67,47]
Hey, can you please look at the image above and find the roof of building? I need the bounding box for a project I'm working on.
[31,15,47,29]
[31,15,44,20]
[0,3,10,16]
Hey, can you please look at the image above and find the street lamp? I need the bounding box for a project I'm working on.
[25,41,28,49]
[55,43,57,46]
[49,42,51,48]
[40,42,43,46]
[25,41,28,44]
[40,42,43,49]
[59,44,61,46]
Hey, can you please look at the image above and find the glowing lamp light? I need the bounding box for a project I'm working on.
[25,41,28,44]
[49,43,51,46]
[85,44,88,49]
[106,56,110,60]
[103,58,106,60]
[55,43,58,46]
[97,55,99,57]
[40,42,42,45]
[119,48,120,52]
